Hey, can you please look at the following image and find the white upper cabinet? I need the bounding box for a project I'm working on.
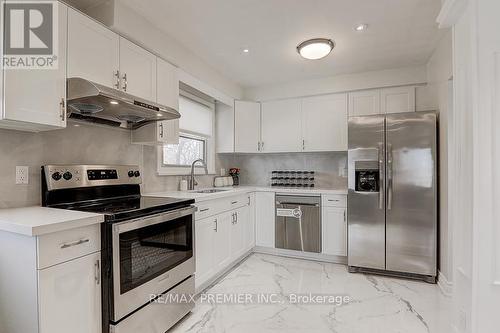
[67,8,120,88]
[216,102,235,153]
[156,58,179,110]
[234,101,261,153]
[261,99,302,152]
[348,89,381,117]
[0,3,68,131]
[302,94,348,151]
[119,38,157,101]
[380,86,416,113]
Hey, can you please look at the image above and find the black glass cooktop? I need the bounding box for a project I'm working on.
[51,196,194,222]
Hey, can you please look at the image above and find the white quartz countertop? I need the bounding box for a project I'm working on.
[145,186,347,202]
[0,206,104,236]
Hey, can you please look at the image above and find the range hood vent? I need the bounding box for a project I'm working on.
[67,77,180,129]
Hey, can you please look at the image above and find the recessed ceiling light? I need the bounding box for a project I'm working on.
[297,38,334,60]
[156,113,163,117]
[355,24,368,32]
[110,100,119,105]
[242,48,250,53]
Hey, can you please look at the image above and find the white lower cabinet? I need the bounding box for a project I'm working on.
[194,216,217,287]
[255,192,275,248]
[214,212,232,272]
[322,207,347,256]
[194,195,254,289]
[38,252,101,333]
[321,195,347,257]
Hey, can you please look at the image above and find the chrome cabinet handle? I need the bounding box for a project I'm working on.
[60,238,90,249]
[235,212,238,223]
[328,199,340,202]
[199,208,209,212]
[261,142,264,151]
[159,122,164,138]
[114,70,120,89]
[122,73,128,91]
[231,201,238,205]
[344,210,346,223]
[95,259,100,285]
[258,142,261,151]
[302,139,305,150]
[378,142,385,210]
[214,219,218,232]
[59,98,66,121]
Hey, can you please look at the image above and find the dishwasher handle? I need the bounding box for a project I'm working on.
[276,202,320,207]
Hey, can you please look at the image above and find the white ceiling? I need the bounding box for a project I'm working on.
[87,0,444,89]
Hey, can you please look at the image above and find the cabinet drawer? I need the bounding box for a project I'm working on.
[195,195,250,219]
[228,195,248,210]
[322,194,347,207]
[37,224,101,269]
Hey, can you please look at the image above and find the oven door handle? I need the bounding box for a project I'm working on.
[113,206,197,234]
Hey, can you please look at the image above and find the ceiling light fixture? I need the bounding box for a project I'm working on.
[355,24,368,32]
[297,38,334,60]
[243,48,249,53]
[110,100,119,105]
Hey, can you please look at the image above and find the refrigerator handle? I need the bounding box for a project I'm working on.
[378,142,384,210]
[387,143,393,210]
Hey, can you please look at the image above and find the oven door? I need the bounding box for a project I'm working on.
[111,206,196,321]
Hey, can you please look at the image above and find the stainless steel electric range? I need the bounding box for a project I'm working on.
[41,165,196,333]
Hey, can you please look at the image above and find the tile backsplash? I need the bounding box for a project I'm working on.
[218,152,347,189]
[0,122,346,209]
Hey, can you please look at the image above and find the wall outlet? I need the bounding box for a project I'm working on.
[16,166,29,185]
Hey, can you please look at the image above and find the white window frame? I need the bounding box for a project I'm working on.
[157,91,216,176]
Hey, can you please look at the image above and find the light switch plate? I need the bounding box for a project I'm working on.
[16,166,29,185]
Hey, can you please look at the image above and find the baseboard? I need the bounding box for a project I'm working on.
[253,246,347,265]
[437,270,453,297]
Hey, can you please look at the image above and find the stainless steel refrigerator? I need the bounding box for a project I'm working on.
[347,111,437,283]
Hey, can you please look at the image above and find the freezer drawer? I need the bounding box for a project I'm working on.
[275,195,321,253]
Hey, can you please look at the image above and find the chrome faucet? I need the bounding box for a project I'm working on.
[188,159,208,190]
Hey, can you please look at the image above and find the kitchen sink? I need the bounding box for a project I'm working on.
[191,189,229,194]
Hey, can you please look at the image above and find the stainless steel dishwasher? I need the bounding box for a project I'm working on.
[275,195,321,253]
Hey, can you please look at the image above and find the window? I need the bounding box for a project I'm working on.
[163,134,206,166]
[158,91,215,175]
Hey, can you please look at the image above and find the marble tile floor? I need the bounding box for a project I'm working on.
[169,253,451,333]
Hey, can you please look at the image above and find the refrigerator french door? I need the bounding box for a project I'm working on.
[347,111,437,282]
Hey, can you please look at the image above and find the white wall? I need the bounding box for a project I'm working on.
[243,66,427,101]
[84,0,243,101]
[426,30,453,288]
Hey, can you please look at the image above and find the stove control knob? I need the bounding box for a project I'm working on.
[63,172,73,181]
[134,171,140,177]
[52,172,62,181]
[128,171,134,178]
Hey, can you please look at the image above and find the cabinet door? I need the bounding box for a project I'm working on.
[322,207,347,256]
[216,102,235,153]
[38,252,101,333]
[156,58,179,110]
[214,212,231,271]
[234,101,261,153]
[195,217,216,287]
[246,193,256,251]
[348,90,381,116]
[302,94,348,151]
[261,99,302,152]
[119,38,157,101]
[2,4,68,130]
[230,209,245,260]
[255,192,276,248]
[380,86,416,114]
[67,8,119,88]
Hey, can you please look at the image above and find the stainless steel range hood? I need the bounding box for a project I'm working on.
[67,77,180,129]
